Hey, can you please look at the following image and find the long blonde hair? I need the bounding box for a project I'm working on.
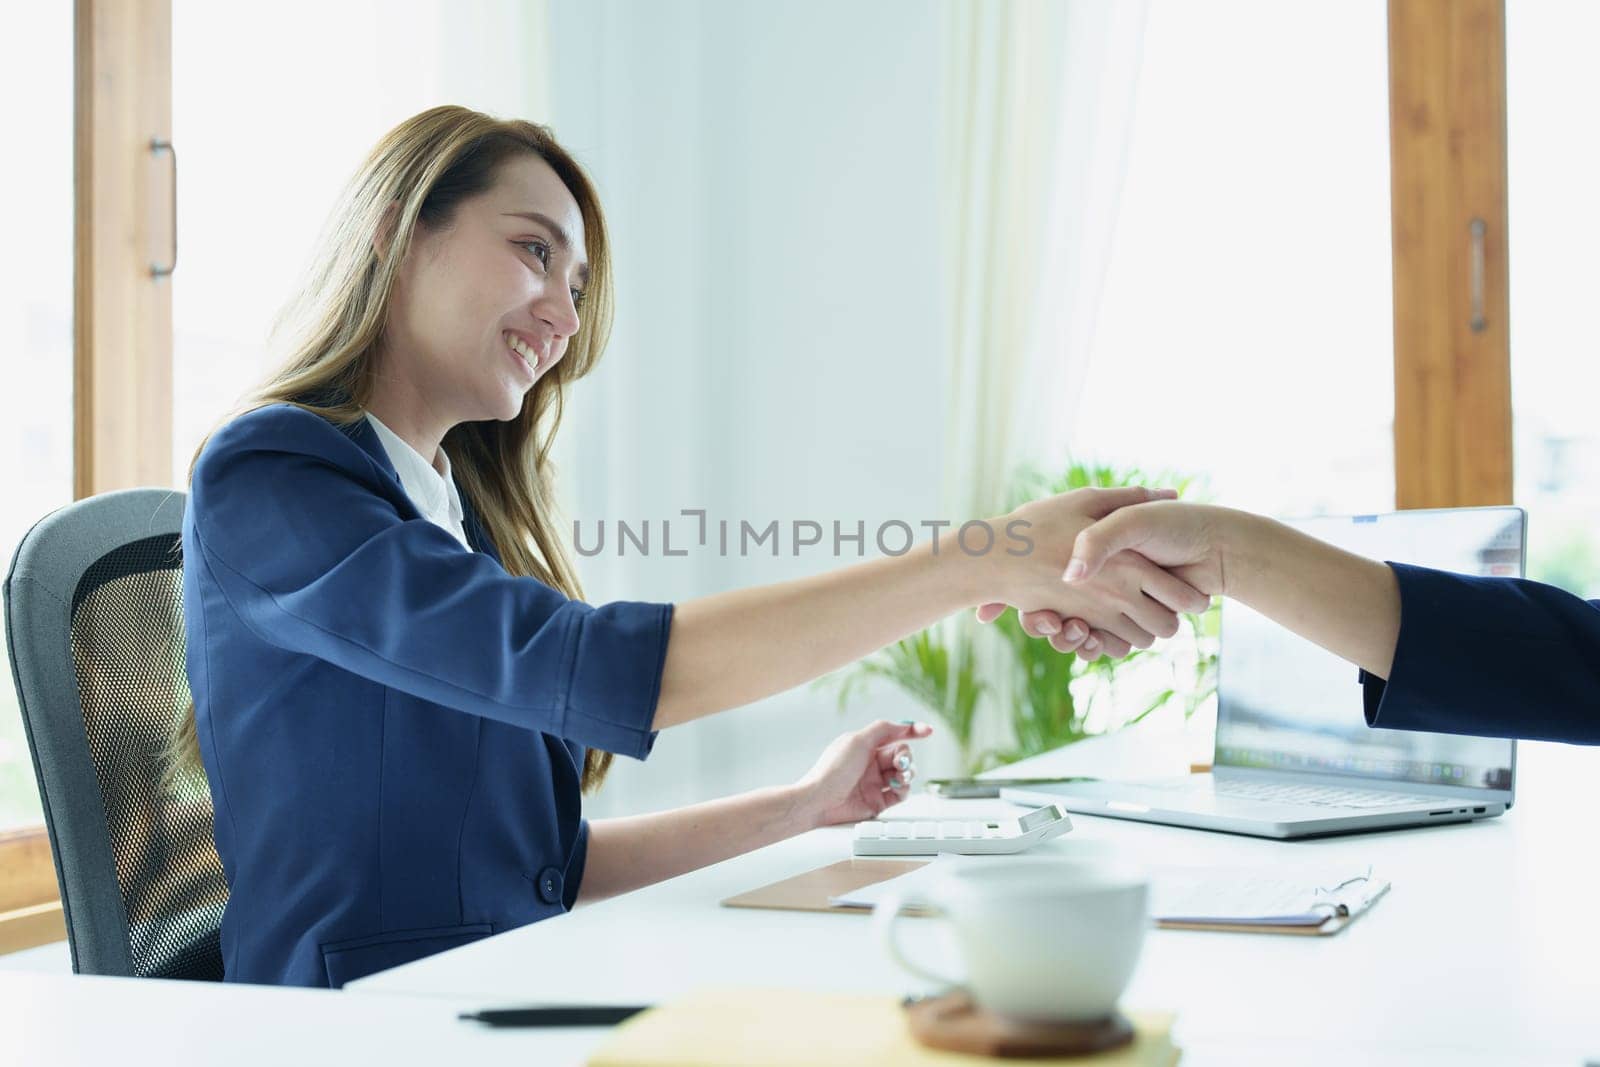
[171,105,619,793]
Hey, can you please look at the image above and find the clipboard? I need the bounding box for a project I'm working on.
[723,858,1387,936]
[1156,874,1390,936]
[1158,914,1359,936]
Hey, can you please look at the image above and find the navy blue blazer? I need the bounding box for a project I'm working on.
[1361,562,1600,745]
[182,403,673,987]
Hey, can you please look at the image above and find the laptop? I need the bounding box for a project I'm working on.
[1003,506,1524,839]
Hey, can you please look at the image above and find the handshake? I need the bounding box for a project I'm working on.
[971,487,1236,662]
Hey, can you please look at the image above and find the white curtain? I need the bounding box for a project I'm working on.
[550,0,953,815]
[940,0,1149,763]
[941,0,1150,521]
[549,0,1150,812]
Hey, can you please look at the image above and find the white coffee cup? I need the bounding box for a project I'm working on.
[873,858,1149,1024]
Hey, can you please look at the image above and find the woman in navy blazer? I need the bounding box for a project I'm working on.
[173,106,1211,988]
[1001,502,1600,746]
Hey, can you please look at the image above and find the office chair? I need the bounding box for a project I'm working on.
[4,488,228,979]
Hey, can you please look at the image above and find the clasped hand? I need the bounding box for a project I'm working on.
[975,488,1216,660]
[796,495,1230,826]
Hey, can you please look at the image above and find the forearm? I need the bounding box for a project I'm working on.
[574,784,818,907]
[1222,509,1402,677]
[654,534,986,729]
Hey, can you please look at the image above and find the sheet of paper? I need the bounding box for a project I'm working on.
[829,857,1386,926]
[1150,864,1387,924]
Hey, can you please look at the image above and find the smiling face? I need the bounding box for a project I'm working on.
[380,153,590,427]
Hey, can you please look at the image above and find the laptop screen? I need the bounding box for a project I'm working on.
[1214,507,1522,792]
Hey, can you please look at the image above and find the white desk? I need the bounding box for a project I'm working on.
[0,970,603,1066]
[349,739,1600,1066]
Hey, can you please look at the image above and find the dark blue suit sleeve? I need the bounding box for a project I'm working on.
[189,406,672,758]
[1359,561,1600,744]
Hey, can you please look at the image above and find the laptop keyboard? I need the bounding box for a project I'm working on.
[1210,779,1441,809]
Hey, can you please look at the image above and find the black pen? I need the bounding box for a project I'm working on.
[458,1005,649,1028]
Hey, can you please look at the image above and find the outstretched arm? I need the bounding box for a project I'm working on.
[1060,502,1401,676]
[1059,500,1600,744]
[651,488,1210,730]
[1216,509,1402,678]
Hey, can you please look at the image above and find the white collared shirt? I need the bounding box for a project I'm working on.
[365,412,471,550]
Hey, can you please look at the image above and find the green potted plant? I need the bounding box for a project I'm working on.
[829,461,1219,774]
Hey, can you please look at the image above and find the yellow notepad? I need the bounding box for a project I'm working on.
[585,987,1179,1067]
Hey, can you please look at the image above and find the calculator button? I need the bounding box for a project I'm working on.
[885,824,912,839]
[939,822,969,839]
[965,822,988,838]
[856,822,883,839]
[913,822,940,839]
[985,826,1006,838]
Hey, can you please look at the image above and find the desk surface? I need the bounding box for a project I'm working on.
[349,738,1600,1066]
[1,970,603,1066]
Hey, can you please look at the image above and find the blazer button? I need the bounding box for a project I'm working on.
[537,866,564,905]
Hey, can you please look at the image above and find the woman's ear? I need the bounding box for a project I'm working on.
[372,201,401,261]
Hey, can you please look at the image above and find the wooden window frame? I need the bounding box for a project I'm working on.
[0,828,65,954]
[1388,0,1512,507]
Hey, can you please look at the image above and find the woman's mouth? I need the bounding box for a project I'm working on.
[504,331,540,378]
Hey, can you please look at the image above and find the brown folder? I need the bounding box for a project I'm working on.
[721,858,933,915]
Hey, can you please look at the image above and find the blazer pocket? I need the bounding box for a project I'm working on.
[320,923,493,989]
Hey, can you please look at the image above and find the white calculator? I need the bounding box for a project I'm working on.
[851,804,1073,856]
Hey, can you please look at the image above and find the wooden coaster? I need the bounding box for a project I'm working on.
[905,991,1135,1058]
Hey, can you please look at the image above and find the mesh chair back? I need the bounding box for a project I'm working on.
[4,489,227,979]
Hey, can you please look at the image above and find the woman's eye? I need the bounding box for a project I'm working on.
[520,240,550,268]
[519,240,584,309]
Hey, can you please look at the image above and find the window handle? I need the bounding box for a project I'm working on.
[1468,217,1486,333]
[150,137,177,279]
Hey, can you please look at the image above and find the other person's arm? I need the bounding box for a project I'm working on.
[1066,503,1401,677]
[1058,501,1600,744]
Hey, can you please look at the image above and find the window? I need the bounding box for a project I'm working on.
[171,0,547,481]
[1072,0,1395,518]
[1507,1,1600,597]
[0,2,74,832]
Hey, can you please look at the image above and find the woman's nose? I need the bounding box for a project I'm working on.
[537,286,581,338]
